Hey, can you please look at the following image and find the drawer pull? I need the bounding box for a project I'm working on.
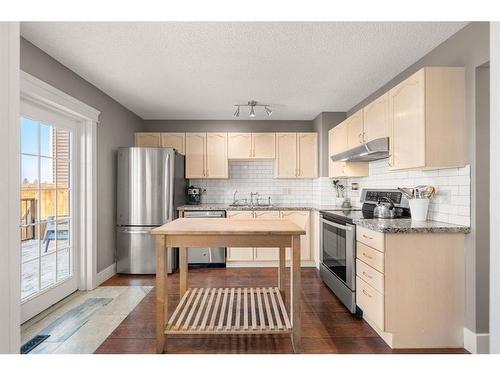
[362,289,372,298]
[362,234,373,240]
[362,252,373,259]
[362,271,373,279]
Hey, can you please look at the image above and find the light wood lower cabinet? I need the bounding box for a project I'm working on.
[355,226,465,349]
[254,211,281,261]
[226,211,254,261]
[226,209,311,265]
[281,211,310,260]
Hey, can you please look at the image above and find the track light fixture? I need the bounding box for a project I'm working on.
[233,100,273,118]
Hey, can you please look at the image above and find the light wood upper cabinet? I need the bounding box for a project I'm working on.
[346,110,364,149]
[226,211,254,261]
[135,133,161,147]
[206,133,228,178]
[161,133,185,155]
[389,67,465,170]
[330,121,348,156]
[363,92,389,143]
[228,133,252,159]
[328,127,368,178]
[275,133,297,178]
[297,133,318,178]
[185,133,206,178]
[252,133,275,159]
[185,132,228,179]
[281,211,310,260]
[329,161,368,178]
[227,132,275,159]
[276,132,318,178]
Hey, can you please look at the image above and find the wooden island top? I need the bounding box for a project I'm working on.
[151,217,306,236]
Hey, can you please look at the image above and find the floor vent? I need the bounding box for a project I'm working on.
[21,335,50,354]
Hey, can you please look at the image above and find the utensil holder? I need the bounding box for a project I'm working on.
[409,198,430,221]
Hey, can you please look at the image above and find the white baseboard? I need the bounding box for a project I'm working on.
[95,263,116,287]
[464,328,490,353]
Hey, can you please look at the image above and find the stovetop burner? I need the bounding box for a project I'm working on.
[320,188,411,223]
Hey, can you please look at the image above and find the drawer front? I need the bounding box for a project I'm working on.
[356,276,384,330]
[357,242,384,273]
[356,258,384,293]
[357,226,385,252]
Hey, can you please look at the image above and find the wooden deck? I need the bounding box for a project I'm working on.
[21,240,70,300]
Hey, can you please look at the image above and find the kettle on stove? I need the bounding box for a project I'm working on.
[373,197,396,219]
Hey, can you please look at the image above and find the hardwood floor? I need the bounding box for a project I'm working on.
[95,268,468,354]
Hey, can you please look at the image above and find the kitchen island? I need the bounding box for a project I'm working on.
[151,218,306,353]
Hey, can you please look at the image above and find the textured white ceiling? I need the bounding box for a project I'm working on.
[21,22,467,120]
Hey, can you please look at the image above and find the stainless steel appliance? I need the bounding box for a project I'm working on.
[183,210,226,266]
[116,147,187,274]
[319,189,410,313]
[331,137,389,162]
[187,186,202,205]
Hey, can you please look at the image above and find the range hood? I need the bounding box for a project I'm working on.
[331,137,390,162]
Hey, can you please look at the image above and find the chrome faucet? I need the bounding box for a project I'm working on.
[232,190,238,205]
[250,192,259,206]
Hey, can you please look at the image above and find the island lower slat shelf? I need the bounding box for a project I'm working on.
[165,287,292,335]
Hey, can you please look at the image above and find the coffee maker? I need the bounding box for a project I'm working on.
[187,186,202,205]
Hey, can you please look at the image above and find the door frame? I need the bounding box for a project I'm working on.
[20,71,100,297]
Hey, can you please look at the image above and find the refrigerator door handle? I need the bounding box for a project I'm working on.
[164,153,171,222]
[117,228,152,235]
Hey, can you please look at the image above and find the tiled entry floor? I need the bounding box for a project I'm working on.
[95,268,468,354]
[21,285,152,354]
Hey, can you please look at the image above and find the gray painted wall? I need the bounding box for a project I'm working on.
[346,22,490,335]
[142,119,314,133]
[475,65,490,334]
[313,112,346,177]
[490,22,500,354]
[20,38,143,273]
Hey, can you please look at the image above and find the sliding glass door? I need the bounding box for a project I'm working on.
[20,99,80,322]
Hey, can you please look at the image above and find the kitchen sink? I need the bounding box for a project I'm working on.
[228,203,275,208]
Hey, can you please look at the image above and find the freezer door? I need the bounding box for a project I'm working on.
[117,147,174,226]
[116,226,178,274]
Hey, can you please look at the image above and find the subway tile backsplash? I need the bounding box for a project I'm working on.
[190,159,471,226]
[345,159,471,226]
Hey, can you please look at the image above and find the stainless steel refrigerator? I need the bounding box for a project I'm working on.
[116,147,187,274]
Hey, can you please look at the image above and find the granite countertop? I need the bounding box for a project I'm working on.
[354,218,470,234]
[177,204,318,211]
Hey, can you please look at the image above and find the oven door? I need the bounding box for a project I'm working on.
[320,216,356,290]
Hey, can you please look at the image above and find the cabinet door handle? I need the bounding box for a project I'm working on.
[362,252,373,260]
[362,271,373,279]
[362,289,372,298]
[362,234,373,240]
[358,133,362,143]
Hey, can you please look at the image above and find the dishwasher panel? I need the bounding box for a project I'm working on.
[183,210,226,266]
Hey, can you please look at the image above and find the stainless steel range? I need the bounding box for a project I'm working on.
[319,189,410,313]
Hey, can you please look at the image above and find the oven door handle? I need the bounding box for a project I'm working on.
[320,218,353,231]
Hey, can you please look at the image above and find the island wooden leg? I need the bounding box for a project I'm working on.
[278,247,286,300]
[290,235,301,353]
[180,247,188,297]
[156,235,168,353]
